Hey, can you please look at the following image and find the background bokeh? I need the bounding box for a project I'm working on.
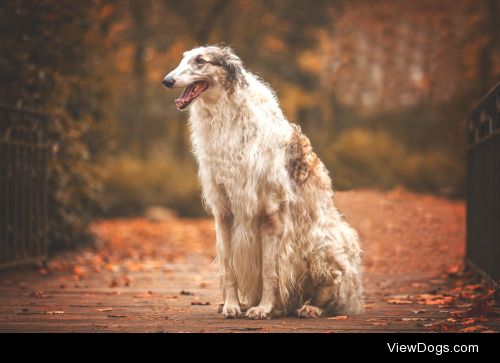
[1,0,499,235]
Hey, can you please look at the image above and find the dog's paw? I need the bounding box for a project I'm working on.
[297,304,323,318]
[246,305,273,320]
[222,303,242,318]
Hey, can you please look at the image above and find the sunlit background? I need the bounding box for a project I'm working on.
[1,0,498,248]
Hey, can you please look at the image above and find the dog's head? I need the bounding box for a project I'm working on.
[162,45,247,110]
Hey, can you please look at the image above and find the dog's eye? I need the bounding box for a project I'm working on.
[194,56,206,65]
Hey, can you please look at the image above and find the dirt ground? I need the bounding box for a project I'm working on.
[0,189,498,332]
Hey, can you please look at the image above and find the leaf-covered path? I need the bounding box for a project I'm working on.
[0,190,498,332]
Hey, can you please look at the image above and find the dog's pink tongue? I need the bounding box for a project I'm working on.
[175,85,194,108]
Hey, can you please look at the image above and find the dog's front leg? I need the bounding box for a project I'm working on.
[246,210,282,320]
[216,213,242,318]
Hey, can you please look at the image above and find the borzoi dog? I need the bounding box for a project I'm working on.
[162,46,363,319]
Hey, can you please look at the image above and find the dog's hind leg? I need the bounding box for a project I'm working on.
[299,223,364,317]
[216,212,242,318]
[297,302,324,318]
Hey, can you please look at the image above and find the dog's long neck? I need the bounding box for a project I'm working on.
[188,70,291,160]
[191,85,247,129]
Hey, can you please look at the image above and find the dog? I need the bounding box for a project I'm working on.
[163,45,363,319]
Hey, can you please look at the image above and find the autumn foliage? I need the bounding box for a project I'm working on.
[1,0,499,224]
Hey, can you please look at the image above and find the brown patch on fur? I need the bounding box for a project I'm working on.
[287,125,320,184]
[260,211,277,233]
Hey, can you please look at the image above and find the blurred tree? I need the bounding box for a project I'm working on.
[3,0,498,219]
[0,0,107,249]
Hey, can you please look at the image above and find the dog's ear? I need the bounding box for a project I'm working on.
[219,47,248,92]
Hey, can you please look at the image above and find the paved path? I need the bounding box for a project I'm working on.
[0,190,497,332]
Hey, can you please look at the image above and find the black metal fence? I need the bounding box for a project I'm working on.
[466,82,500,286]
[0,103,51,268]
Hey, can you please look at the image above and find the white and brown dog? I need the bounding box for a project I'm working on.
[163,46,363,319]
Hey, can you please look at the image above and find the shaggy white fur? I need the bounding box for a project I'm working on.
[163,46,363,319]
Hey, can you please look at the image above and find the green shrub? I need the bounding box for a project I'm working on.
[99,149,205,217]
[322,128,463,196]
[324,129,407,189]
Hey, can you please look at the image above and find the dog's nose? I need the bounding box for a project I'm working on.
[162,75,175,88]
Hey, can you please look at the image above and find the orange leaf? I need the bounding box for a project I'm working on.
[46,311,64,315]
[401,317,424,321]
[459,325,487,333]
[387,298,413,305]
[73,266,87,278]
[328,315,348,320]
[369,321,387,326]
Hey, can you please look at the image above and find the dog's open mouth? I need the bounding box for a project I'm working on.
[175,81,209,110]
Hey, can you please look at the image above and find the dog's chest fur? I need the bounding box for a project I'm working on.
[209,123,258,186]
[189,94,295,218]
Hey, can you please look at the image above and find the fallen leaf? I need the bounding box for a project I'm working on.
[411,309,426,314]
[401,317,424,321]
[15,308,40,315]
[104,263,119,272]
[424,321,445,328]
[125,261,142,272]
[387,298,413,305]
[464,284,483,291]
[446,263,462,276]
[367,318,388,326]
[414,294,453,305]
[411,282,428,288]
[97,308,113,312]
[459,325,487,333]
[459,318,476,325]
[73,266,87,278]
[450,309,468,316]
[191,301,210,306]
[132,291,154,298]
[328,315,348,320]
[28,291,51,299]
[369,321,387,326]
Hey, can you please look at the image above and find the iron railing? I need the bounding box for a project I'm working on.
[0,103,50,268]
[466,82,500,286]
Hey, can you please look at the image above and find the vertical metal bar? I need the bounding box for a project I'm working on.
[20,133,27,260]
[42,141,49,261]
[5,139,12,264]
[0,137,5,265]
[33,127,40,258]
[27,124,34,260]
